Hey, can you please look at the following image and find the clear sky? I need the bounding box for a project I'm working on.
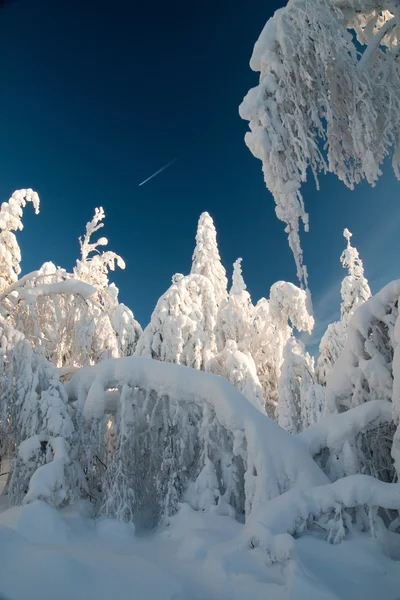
[0,0,399,351]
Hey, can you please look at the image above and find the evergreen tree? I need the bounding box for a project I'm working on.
[250,281,314,417]
[217,258,254,352]
[0,189,40,294]
[136,273,218,370]
[317,229,371,384]
[191,212,228,306]
[277,337,324,434]
[207,340,265,412]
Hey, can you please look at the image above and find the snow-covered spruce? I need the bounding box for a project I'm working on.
[326,280,400,413]
[317,228,371,385]
[136,273,218,370]
[216,258,254,352]
[277,337,324,434]
[250,281,314,416]
[325,280,400,481]
[191,212,228,307]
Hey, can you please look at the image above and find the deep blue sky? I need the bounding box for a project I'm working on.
[0,0,399,349]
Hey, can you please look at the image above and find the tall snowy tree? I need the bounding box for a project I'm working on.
[191,212,228,306]
[250,281,314,416]
[137,212,228,371]
[317,229,371,384]
[216,258,254,352]
[136,273,218,370]
[0,189,40,294]
[324,280,400,483]
[277,337,324,434]
[340,228,372,322]
[240,0,400,286]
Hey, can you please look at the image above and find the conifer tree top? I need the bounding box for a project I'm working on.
[191,212,228,305]
[230,258,247,295]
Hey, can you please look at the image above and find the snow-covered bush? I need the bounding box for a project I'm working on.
[298,400,395,484]
[111,303,142,357]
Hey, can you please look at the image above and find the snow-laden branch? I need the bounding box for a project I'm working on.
[246,474,400,559]
[67,356,328,518]
[17,280,97,302]
[297,400,393,455]
[0,270,41,301]
[240,0,400,287]
[357,15,398,71]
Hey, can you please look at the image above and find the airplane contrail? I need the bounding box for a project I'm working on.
[138,157,179,187]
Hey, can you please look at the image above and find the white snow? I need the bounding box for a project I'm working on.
[0,499,399,600]
[18,279,97,301]
[298,400,393,456]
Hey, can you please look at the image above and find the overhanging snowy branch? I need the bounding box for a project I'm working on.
[297,400,393,455]
[247,474,400,558]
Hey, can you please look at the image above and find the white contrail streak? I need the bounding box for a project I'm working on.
[138,157,179,187]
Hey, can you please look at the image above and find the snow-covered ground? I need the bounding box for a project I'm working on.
[0,498,399,600]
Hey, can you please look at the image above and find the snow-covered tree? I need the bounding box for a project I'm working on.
[0,315,85,506]
[0,189,40,294]
[240,0,400,286]
[325,281,400,481]
[136,273,218,370]
[216,258,254,351]
[340,228,371,322]
[111,303,142,357]
[317,229,371,384]
[2,208,141,371]
[326,280,398,413]
[277,337,324,434]
[74,206,125,293]
[207,340,265,412]
[250,281,314,416]
[191,212,228,306]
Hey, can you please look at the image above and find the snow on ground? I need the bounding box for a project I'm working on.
[0,499,399,600]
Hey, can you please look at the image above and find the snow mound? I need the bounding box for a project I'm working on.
[6,500,70,546]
